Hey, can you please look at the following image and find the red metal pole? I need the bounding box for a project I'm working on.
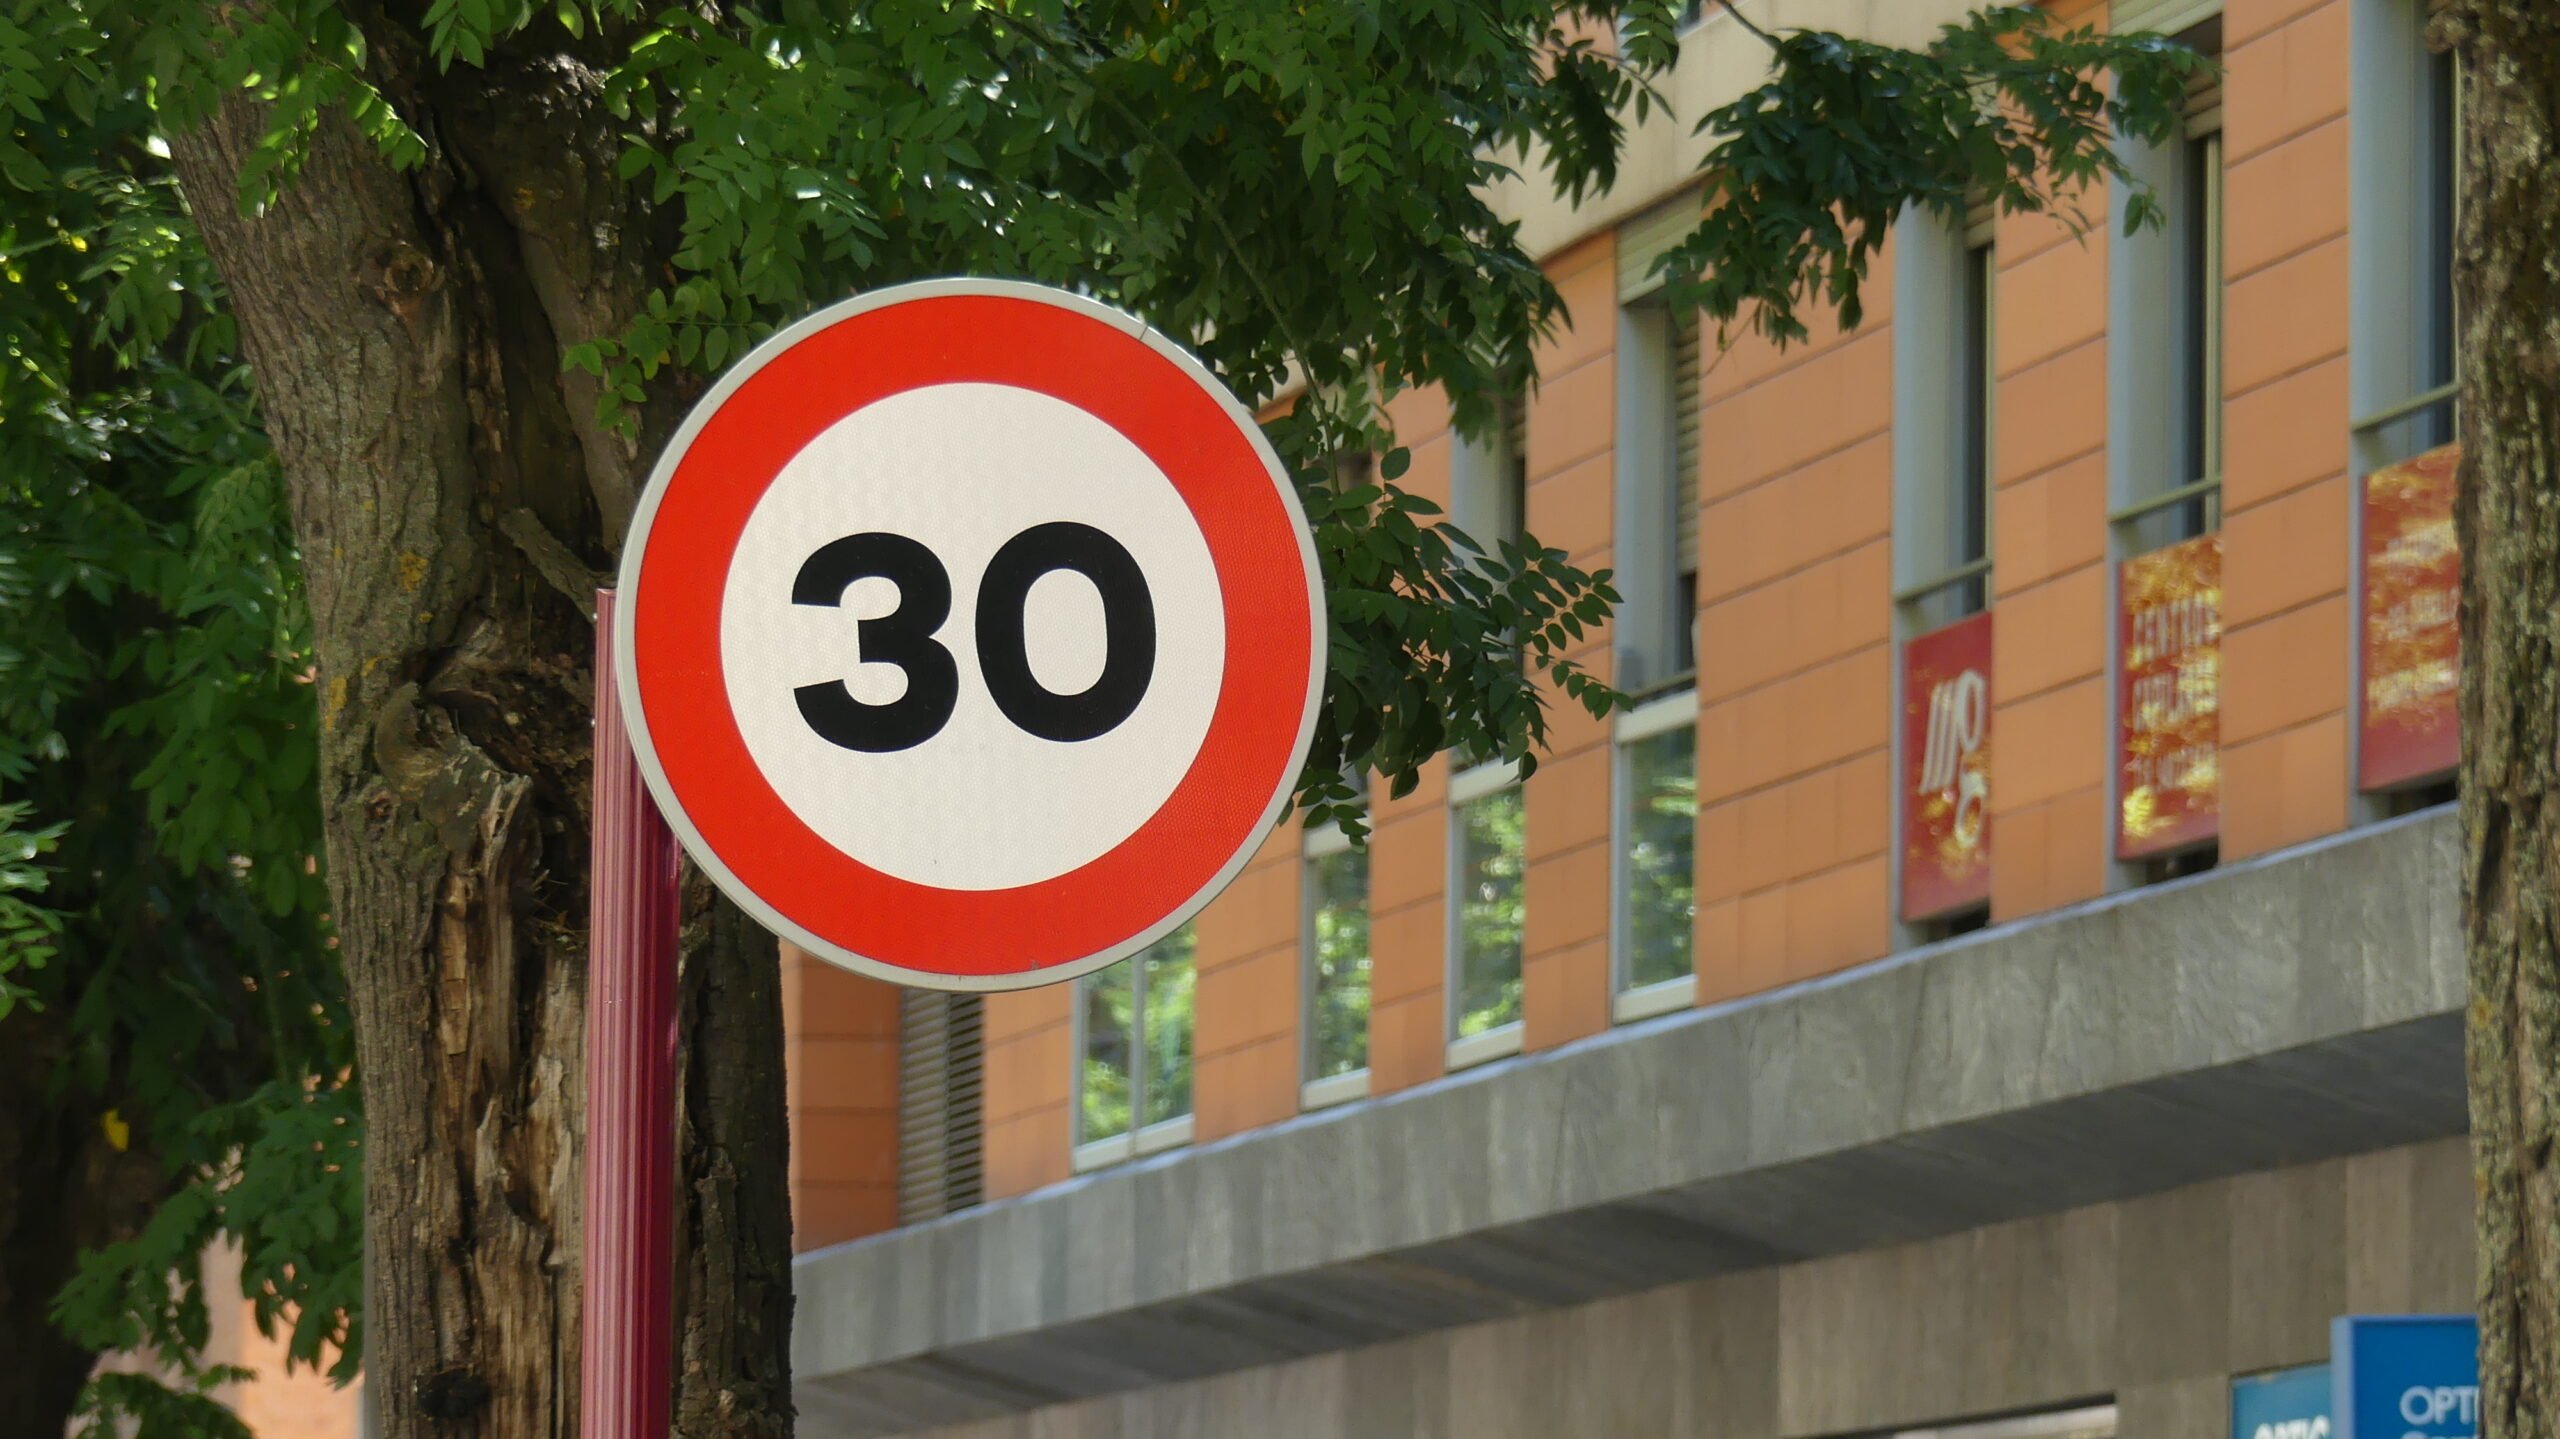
[583,588,681,1439]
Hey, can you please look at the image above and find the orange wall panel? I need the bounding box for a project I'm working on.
[2220,0,2352,861]
[1521,233,1616,1054]
[1193,824,1303,1141]
[980,983,1072,1200]
[1691,247,1893,1001]
[1989,186,2110,922]
[781,945,903,1250]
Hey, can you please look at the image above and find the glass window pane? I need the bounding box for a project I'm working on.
[1078,960,1133,1144]
[1138,925,1195,1128]
[1453,786,1526,1038]
[1622,726,1697,991]
[1307,846,1372,1080]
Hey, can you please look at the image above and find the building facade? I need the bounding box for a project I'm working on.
[783,0,2474,1434]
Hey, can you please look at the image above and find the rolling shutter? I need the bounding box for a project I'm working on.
[2183,59,2224,135]
[1618,192,1703,303]
[895,991,984,1224]
[1499,389,1528,546]
[1672,307,1702,579]
[2110,0,2220,37]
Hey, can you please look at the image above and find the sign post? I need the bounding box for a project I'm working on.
[582,589,682,1439]
[583,279,1323,1433]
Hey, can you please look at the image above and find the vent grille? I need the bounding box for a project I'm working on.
[1673,307,1702,578]
[896,991,984,1224]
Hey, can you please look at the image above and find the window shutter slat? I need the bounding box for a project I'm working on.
[2183,64,2224,134]
[2110,0,2220,37]
[896,992,984,1224]
[1673,308,1702,578]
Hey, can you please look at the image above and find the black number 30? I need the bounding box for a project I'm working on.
[790,523,1156,752]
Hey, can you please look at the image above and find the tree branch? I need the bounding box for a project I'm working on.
[975,8,1333,421]
[1717,0,1783,51]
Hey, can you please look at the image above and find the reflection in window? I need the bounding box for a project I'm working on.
[1452,783,1526,1039]
[1075,925,1194,1153]
[1305,835,1371,1084]
[1077,960,1134,1145]
[1621,724,1698,993]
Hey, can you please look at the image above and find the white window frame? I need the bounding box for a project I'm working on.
[2347,0,2464,817]
[1611,685,1700,1023]
[1068,941,1196,1173]
[2107,44,2226,550]
[1300,819,1372,1110]
[2349,0,2460,473]
[1613,298,1697,695]
[1890,200,1997,624]
[1446,755,1526,1069]
[1891,200,1999,936]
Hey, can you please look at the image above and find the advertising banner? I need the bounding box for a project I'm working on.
[2331,1315,2476,1439]
[1903,610,1992,921]
[2233,1364,2330,1439]
[2361,443,2461,792]
[2119,532,2222,859]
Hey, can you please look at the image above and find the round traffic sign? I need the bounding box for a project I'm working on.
[615,280,1324,991]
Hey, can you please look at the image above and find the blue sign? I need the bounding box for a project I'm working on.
[2235,1363,2331,1439]
[2332,1314,2480,1439]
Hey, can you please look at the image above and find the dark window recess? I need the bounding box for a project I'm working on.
[897,990,985,1224]
[1921,905,1991,943]
[2140,844,2219,887]
[2384,777,2458,818]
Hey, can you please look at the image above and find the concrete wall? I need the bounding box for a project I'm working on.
[881,1137,2472,1439]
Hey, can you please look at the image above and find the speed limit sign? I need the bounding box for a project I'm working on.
[615,280,1324,991]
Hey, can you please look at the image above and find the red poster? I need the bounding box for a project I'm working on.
[1903,611,1992,921]
[2360,443,2461,791]
[2118,534,2221,859]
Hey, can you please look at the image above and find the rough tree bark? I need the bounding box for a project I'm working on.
[674,889,796,1438]
[2455,5,2560,1437]
[164,18,794,1439]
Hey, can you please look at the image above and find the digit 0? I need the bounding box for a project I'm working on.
[791,526,1157,752]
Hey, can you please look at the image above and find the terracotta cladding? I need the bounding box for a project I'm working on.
[787,0,2401,1224]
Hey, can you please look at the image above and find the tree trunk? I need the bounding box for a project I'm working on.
[163,20,793,1438]
[2455,5,2560,1436]
[674,890,797,1439]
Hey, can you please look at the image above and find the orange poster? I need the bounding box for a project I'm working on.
[2118,533,2221,859]
[2360,443,2461,791]
[1903,610,1992,921]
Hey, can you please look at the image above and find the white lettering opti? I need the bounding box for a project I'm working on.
[2401,1383,2481,1427]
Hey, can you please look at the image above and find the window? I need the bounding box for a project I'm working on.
[1448,758,1525,1065]
[2111,20,2226,552]
[1614,687,1698,1019]
[1893,198,1997,629]
[1072,924,1195,1169]
[897,992,985,1223]
[1616,195,1705,692]
[1302,819,1371,1107]
[1450,389,1527,558]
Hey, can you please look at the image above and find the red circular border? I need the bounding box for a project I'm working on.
[626,293,1314,979]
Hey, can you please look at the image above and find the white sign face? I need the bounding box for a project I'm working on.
[616,281,1323,991]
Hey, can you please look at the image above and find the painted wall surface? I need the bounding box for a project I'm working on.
[779,0,2449,1232]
